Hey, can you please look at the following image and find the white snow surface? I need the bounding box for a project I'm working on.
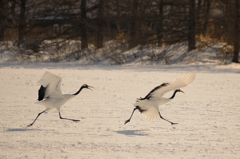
[1,63,240,159]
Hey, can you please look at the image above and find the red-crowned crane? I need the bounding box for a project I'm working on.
[27,71,93,127]
[125,73,195,125]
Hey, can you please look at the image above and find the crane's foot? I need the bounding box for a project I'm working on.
[124,119,130,125]
[27,123,33,127]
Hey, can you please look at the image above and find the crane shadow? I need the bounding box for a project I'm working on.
[115,129,148,136]
[6,128,40,132]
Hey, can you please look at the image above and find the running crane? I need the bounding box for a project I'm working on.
[27,72,93,127]
[124,73,195,125]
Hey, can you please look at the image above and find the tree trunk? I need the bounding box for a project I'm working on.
[18,0,26,47]
[233,0,239,63]
[0,0,6,41]
[80,0,88,50]
[188,0,196,51]
[196,0,202,34]
[129,0,138,48]
[157,0,163,47]
[202,0,210,35]
[96,0,104,49]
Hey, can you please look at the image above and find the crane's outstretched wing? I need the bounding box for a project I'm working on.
[37,71,62,100]
[143,72,195,100]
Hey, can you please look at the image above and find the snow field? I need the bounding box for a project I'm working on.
[0,64,240,159]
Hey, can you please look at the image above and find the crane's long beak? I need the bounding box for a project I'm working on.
[179,89,184,93]
[88,86,94,91]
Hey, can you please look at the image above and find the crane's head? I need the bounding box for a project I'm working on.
[176,89,184,93]
[82,84,94,90]
[170,89,184,99]
[73,84,94,95]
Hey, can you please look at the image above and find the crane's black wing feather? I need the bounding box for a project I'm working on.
[141,83,169,100]
[38,85,48,101]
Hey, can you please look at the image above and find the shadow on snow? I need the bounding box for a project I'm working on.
[115,130,148,136]
[6,128,40,132]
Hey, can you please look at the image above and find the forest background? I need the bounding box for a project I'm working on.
[0,0,239,64]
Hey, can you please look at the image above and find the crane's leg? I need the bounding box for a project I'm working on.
[158,112,178,125]
[58,112,80,122]
[27,110,46,127]
[124,107,137,125]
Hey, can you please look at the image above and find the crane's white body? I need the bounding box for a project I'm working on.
[35,71,75,112]
[135,72,195,121]
[36,94,74,111]
[134,98,170,121]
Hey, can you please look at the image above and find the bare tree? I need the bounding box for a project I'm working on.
[214,0,239,62]
[0,0,8,41]
[233,0,239,63]
[129,0,138,48]
[202,0,210,36]
[157,0,163,47]
[188,0,196,51]
[80,0,88,50]
[18,0,26,47]
[96,0,104,48]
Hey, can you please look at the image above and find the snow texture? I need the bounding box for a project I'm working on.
[0,40,235,65]
[1,63,240,159]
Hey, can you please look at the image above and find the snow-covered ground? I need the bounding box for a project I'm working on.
[1,63,240,159]
[0,40,235,65]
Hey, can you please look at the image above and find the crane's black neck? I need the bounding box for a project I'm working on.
[73,86,84,95]
[170,90,179,99]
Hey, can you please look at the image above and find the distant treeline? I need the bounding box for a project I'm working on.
[0,0,239,62]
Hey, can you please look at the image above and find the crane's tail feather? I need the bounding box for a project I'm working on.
[142,107,159,121]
